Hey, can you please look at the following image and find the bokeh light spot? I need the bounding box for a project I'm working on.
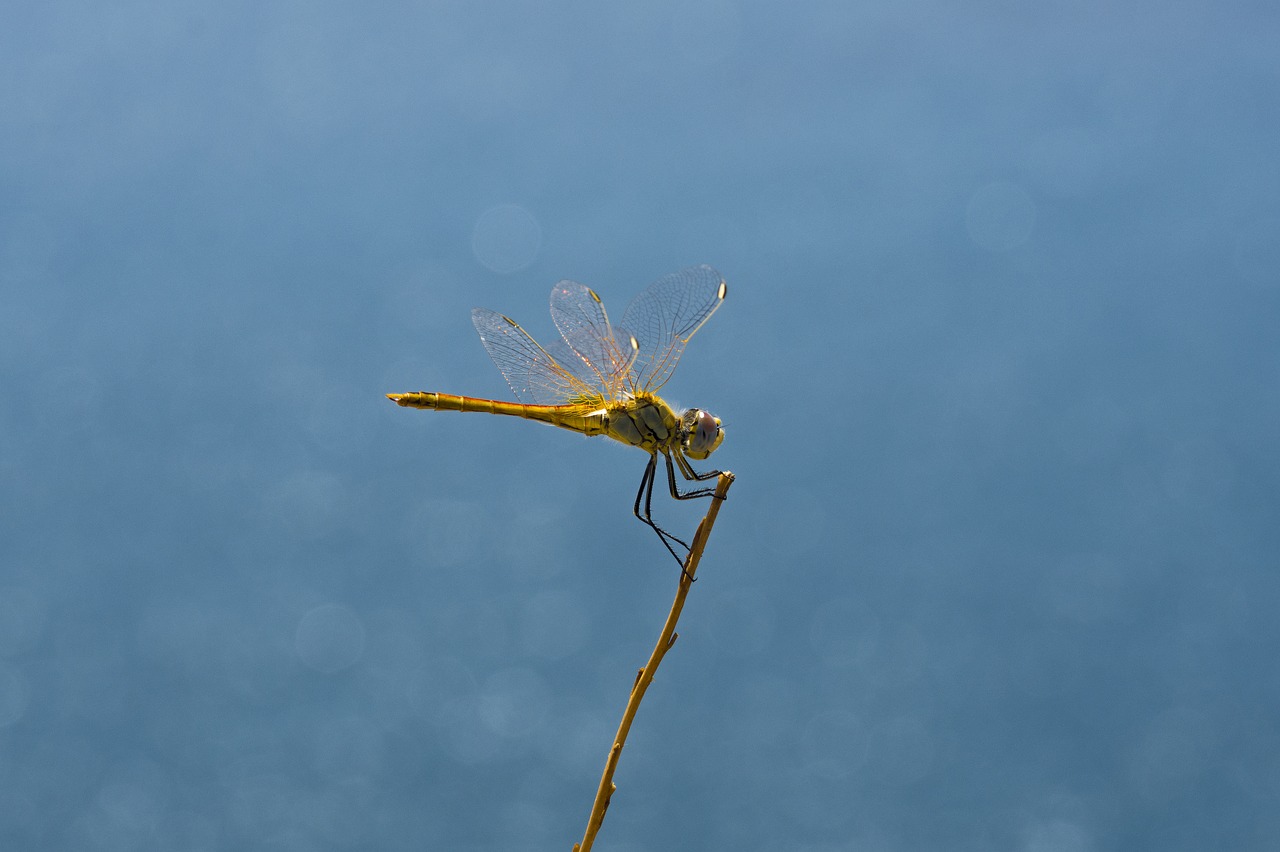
[1024,818,1095,852]
[295,604,366,674]
[809,595,881,669]
[405,498,487,568]
[517,589,589,661]
[478,667,551,738]
[867,715,934,785]
[801,709,869,780]
[472,204,542,274]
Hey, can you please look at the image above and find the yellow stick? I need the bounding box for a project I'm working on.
[573,471,736,852]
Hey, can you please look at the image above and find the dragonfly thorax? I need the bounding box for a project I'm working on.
[604,397,724,460]
[601,394,679,451]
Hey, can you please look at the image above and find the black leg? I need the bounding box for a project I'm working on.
[632,451,656,520]
[666,451,720,500]
[632,453,692,566]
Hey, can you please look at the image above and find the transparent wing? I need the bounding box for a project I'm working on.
[620,264,727,393]
[549,281,638,400]
[471,308,601,405]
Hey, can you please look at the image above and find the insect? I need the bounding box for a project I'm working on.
[387,265,728,565]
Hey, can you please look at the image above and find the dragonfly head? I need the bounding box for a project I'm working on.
[681,408,724,460]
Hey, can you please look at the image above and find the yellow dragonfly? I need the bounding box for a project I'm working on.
[387,264,728,565]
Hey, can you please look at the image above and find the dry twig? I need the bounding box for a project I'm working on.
[573,471,736,852]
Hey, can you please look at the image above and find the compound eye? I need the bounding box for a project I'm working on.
[696,409,719,445]
[685,409,724,459]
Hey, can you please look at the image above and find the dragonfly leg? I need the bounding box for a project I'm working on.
[633,452,693,567]
[666,450,721,500]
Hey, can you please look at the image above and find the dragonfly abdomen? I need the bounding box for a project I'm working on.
[387,392,608,437]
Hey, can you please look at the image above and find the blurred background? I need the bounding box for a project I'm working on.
[3,1,1279,850]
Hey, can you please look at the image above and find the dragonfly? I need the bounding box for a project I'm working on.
[387,264,728,567]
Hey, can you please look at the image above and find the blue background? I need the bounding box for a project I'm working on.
[3,2,1279,850]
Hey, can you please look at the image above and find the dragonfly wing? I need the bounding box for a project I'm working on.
[549,281,638,400]
[471,307,597,405]
[620,264,727,393]
[543,337,607,393]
